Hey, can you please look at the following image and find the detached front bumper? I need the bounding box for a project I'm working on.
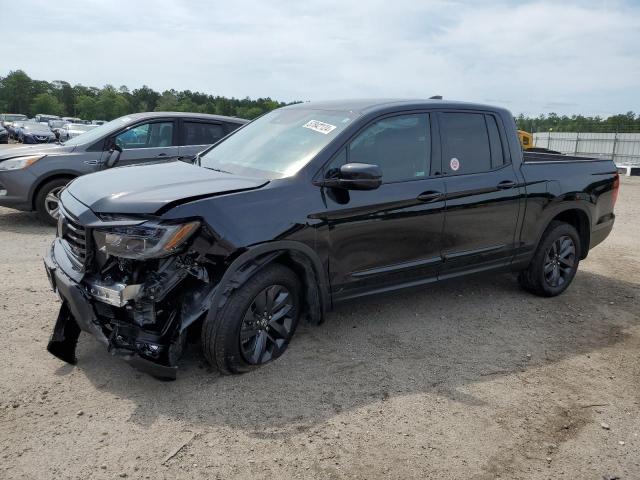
[44,243,179,379]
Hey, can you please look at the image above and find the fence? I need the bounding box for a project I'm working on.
[533,132,640,167]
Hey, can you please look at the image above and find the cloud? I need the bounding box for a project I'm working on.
[3,0,639,115]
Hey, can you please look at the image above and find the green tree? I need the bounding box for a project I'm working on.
[75,95,98,120]
[51,80,75,116]
[131,85,160,112]
[31,93,64,116]
[0,70,32,113]
[95,86,130,120]
[154,91,181,111]
[0,69,295,120]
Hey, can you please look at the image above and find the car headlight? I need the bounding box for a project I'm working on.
[0,155,45,171]
[93,220,200,260]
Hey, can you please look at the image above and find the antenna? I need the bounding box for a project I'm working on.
[429,95,443,100]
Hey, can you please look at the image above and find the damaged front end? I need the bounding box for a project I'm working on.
[45,193,226,379]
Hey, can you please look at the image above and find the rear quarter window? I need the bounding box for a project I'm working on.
[485,115,506,168]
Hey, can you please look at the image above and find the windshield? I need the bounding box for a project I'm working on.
[62,116,132,146]
[49,120,66,128]
[199,108,359,179]
[24,122,51,132]
[68,123,93,132]
[2,114,28,122]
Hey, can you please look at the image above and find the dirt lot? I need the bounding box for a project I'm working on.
[1,173,638,480]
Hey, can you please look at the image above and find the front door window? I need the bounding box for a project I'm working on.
[115,122,173,149]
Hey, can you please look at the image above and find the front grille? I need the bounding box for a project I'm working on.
[59,211,88,265]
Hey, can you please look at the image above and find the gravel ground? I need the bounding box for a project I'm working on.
[1,172,638,480]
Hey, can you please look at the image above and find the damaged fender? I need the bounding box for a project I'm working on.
[206,241,330,328]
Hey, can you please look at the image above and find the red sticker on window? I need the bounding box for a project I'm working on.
[450,157,460,171]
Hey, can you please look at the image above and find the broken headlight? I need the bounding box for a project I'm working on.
[93,221,199,260]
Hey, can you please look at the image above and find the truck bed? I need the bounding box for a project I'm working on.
[523,151,605,163]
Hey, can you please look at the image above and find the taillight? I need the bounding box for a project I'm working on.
[612,173,620,208]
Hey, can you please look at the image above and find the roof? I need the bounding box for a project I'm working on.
[283,98,506,115]
[126,111,248,124]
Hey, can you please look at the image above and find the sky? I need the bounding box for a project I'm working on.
[3,0,639,116]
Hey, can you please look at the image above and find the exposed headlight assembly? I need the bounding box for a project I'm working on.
[0,155,45,171]
[93,221,200,260]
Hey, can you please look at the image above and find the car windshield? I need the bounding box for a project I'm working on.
[62,116,132,146]
[24,122,51,132]
[199,108,359,179]
[49,120,66,128]
[68,123,93,132]
[3,114,28,122]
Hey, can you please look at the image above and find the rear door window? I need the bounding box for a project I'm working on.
[439,113,491,175]
[183,122,225,146]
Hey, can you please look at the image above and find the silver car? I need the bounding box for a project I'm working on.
[57,123,99,141]
[0,112,247,224]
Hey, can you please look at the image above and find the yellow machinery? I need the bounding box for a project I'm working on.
[518,130,534,150]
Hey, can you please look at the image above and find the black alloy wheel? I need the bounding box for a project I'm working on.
[543,235,576,288]
[240,284,295,364]
[201,263,301,374]
[518,220,581,297]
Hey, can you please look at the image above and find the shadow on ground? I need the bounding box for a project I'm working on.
[57,268,639,437]
[0,209,50,234]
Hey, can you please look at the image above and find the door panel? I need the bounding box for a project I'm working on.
[441,168,521,275]
[322,112,445,299]
[437,111,522,276]
[326,179,445,299]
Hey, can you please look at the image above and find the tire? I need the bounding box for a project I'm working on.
[35,178,72,226]
[518,220,581,297]
[201,263,301,375]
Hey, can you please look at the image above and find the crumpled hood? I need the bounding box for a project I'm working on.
[0,143,74,160]
[66,160,269,214]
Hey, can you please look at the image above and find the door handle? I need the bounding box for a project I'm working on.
[157,152,167,157]
[497,180,517,190]
[417,191,443,202]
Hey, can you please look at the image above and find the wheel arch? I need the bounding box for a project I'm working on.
[30,173,78,210]
[209,241,330,327]
[539,206,591,260]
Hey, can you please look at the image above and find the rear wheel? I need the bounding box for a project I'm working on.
[201,264,301,375]
[518,221,581,297]
[35,178,71,225]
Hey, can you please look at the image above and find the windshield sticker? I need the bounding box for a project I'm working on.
[302,120,337,135]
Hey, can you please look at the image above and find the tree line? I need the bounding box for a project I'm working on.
[1,70,639,131]
[516,112,640,133]
[0,70,290,121]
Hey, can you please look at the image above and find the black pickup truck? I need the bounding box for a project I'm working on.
[44,99,619,379]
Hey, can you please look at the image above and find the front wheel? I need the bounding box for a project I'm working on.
[201,264,301,375]
[518,220,581,297]
[35,178,72,225]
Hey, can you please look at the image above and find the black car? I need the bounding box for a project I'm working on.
[6,120,27,140]
[19,122,57,144]
[44,99,618,379]
[0,125,8,143]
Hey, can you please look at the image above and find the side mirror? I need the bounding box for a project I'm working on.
[320,163,382,191]
[104,144,123,169]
